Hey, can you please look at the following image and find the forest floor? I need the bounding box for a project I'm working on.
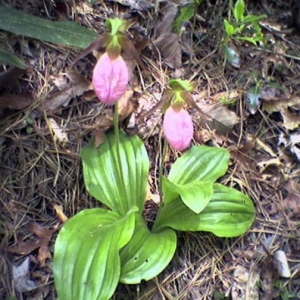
[1,0,300,299]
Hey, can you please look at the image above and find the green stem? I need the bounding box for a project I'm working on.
[114,102,128,214]
[158,139,167,206]
[114,102,120,146]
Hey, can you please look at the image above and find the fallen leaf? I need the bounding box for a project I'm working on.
[263,96,300,130]
[47,118,68,145]
[274,250,291,278]
[91,90,136,147]
[278,131,300,161]
[260,85,288,101]
[29,223,54,267]
[12,257,39,293]
[110,0,155,11]
[53,204,68,223]
[231,265,260,300]
[281,180,300,214]
[257,157,282,172]
[246,86,262,114]
[211,89,241,103]
[95,90,135,128]
[0,67,26,91]
[225,45,241,68]
[153,2,182,69]
[0,91,33,112]
[7,222,55,267]
[281,108,300,130]
[155,2,178,37]
[42,71,91,111]
[154,33,182,69]
[93,127,106,148]
[196,100,240,128]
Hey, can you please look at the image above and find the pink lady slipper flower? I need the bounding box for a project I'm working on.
[163,106,194,151]
[92,52,129,105]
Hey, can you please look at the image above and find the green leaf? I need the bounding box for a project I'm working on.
[120,215,177,284]
[233,0,245,22]
[223,20,236,36]
[237,35,263,45]
[172,4,195,34]
[225,45,241,68]
[242,14,266,24]
[246,85,262,114]
[81,131,149,216]
[54,207,137,300]
[0,48,27,68]
[168,146,230,185]
[154,183,255,237]
[162,177,214,213]
[0,6,98,49]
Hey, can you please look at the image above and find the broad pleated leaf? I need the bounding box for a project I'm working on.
[81,131,149,216]
[0,6,98,49]
[162,177,214,213]
[154,184,255,237]
[164,146,230,203]
[168,146,230,185]
[120,215,177,284]
[54,207,137,300]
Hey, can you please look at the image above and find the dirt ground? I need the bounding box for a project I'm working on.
[1,0,300,299]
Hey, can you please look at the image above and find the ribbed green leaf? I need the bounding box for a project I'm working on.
[162,177,214,213]
[81,131,149,216]
[233,0,245,22]
[168,146,230,185]
[54,207,137,300]
[163,146,230,204]
[0,6,98,49]
[120,215,177,284]
[154,183,255,237]
[0,48,27,68]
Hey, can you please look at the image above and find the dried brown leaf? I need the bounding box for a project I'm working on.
[12,257,38,293]
[112,0,155,11]
[42,71,91,111]
[0,91,33,111]
[72,35,109,66]
[47,118,68,145]
[260,86,289,101]
[7,236,39,255]
[155,3,178,37]
[154,32,182,69]
[53,204,68,223]
[263,96,300,130]
[7,223,55,267]
[281,108,300,130]
[93,127,107,148]
[95,90,135,128]
[28,223,54,267]
[196,100,240,128]
[0,67,26,91]
[153,3,181,69]
[281,180,300,214]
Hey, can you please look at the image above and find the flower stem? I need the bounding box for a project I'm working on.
[114,102,128,214]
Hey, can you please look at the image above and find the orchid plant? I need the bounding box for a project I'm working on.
[53,18,256,300]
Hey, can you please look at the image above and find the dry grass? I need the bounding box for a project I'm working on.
[1,0,300,299]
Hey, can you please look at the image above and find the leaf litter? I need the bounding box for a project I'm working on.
[1,0,300,299]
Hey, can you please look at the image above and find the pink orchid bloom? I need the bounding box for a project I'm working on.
[92,52,129,105]
[163,107,194,151]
